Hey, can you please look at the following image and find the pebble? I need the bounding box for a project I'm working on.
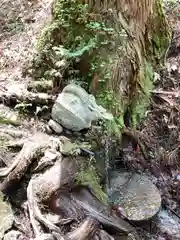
[45,125,53,134]
[48,119,63,134]
[33,234,54,240]
[4,230,24,240]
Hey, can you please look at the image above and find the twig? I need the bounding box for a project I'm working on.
[163,204,180,220]
[151,90,180,97]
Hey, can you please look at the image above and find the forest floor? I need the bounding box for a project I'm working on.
[0,0,180,240]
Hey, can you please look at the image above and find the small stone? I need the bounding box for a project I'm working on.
[61,140,80,156]
[51,83,113,131]
[154,72,160,82]
[45,125,53,134]
[4,230,24,240]
[0,197,14,239]
[65,129,72,135]
[0,104,20,126]
[48,119,63,134]
[170,65,178,73]
[33,234,54,240]
[174,174,180,181]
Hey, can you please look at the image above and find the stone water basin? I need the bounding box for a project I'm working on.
[108,171,162,222]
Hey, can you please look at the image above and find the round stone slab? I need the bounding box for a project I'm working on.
[109,172,161,222]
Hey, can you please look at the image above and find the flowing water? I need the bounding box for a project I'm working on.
[104,136,111,196]
[103,118,122,200]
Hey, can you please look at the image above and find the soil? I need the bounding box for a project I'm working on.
[0,1,180,239]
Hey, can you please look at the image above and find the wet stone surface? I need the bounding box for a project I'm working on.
[156,210,180,240]
[109,172,162,222]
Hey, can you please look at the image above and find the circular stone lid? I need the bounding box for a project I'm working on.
[109,172,161,221]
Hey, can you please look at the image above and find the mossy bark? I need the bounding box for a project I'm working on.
[31,0,171,126]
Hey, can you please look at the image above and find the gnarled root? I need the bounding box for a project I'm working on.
[66,217,98,240]
[27,177,63,235]
[0,133,61,193]
[27,155,78,237]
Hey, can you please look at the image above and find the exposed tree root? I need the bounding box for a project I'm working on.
[0,126,28,139]
[33,233,54,240]
[95,230,115,240]
[66,217,98,240]
[26,150,136,238]
[0,131,138,239]
[0,133,62,192]
[0,89,55,107]
[27,155,78,236]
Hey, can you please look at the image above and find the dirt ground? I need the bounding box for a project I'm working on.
[0,0,180,239]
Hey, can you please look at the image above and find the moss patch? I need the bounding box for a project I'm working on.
[0,116,20,126]
[76,156,108,204]
[130,61,154,127]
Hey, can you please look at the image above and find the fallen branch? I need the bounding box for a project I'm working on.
[33,234,54,240]
[151,90,180,97]
[0,90,55,107]
[71,187,136,234]
[151,93,179,111]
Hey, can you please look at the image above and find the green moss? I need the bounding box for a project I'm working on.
[30,0,119,91]
[0,191,4,201]
[0,116,20,126]
[36,21,61,51]
[146,0,171,63]
[0,134,10,150]
[130,61,154,127]
[76,157,108,204]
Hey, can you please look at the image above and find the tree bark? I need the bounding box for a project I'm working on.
[32,0,170,126]
[78,0,171,126]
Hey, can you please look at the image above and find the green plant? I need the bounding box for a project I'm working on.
[131,61,154,126]
[30,0,120,90]
[76,156,108,204]
[14,103,33,114]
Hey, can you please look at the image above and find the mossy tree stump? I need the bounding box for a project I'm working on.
[31,0,171,128]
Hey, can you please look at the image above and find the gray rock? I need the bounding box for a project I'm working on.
[0,104,20,126]
[64,129,72,135]
[0,196,14,239]
[109,172,161,222]
[48,119,63,134]
[51,83,113,131]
